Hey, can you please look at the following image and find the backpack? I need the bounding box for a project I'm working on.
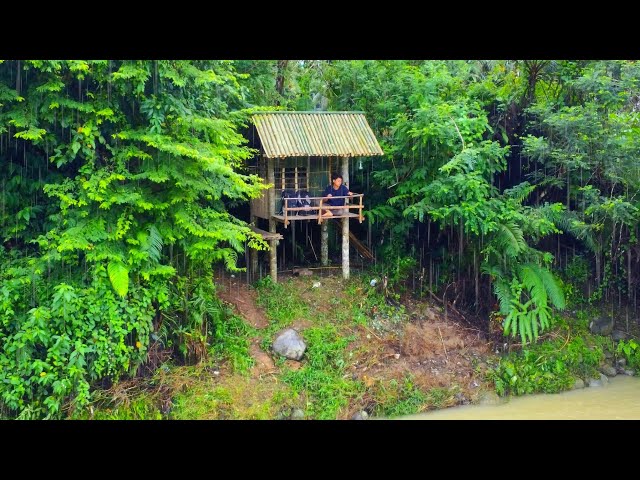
[296,190,317,215]
[279,189,299,215]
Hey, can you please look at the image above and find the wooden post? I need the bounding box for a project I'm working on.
[341,156,350,280]
[321,222,328,266]
[250,214,258,281]
[268,156,277,282]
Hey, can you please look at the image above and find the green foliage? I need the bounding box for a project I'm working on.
[107,260,129,297]
[617,339,640,374]
[0,60,269,418]
[0,261,155,418]
[488,335,603,396]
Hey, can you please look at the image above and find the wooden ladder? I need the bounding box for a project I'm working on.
[349,231,374,260]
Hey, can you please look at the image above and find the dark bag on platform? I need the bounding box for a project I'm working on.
[296,190,317,215]
[279,189,299,215]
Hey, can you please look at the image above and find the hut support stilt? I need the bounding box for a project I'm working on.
[250,214,258,281]
[267,156,277,282]
[342,216,349,280]
[341,156,350,280]
[321,222,328,266]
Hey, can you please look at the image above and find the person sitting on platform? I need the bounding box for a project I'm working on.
[321,172,353,217]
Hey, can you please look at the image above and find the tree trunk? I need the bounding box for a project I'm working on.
[275,60,289,106]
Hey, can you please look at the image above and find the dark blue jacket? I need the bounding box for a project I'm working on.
[323,184,350,206]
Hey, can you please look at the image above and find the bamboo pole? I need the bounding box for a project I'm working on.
[268,156,277,282]
[321,220,328,266]
[342,156,350,280]
[250,214,258,281]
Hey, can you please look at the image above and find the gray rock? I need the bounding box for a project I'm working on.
[272,329,307,361]
[611,330,628,341]
[588,373,609,387]
[624,369,635,376]
[604,350,614,360]
[600,364,618,377]
[478,391,503,405]
[351,411,369,420]
[617,358,627,367]
[589,316,615,336]
[572,378,585,389]
[290,408,305,420]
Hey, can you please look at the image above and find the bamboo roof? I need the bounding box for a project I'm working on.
[251,111,384,158]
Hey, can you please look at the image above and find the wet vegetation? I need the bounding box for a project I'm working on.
[1,60,638,419]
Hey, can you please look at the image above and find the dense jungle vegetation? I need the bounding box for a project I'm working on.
[1,60,638,418]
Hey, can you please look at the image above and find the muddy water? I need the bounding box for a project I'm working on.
[400,375,640,420]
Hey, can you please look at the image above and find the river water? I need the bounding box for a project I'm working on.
[399,375,640,420]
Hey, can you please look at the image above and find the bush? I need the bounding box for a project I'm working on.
[488,335,603,396]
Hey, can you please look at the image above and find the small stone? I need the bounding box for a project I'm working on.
[213,370,220,376]
[291,409,305,420]
[366,334,371,339]
[589,316,615,336]
[624,369,635,376]
[352,411,369,420]
[600,364,617,377]
[312,281,321,288]
[455,393,469,405]
[478,391,502,405]
[616,358,627,367]
[393,353,400,360]
[588,373,609,387]
[611,330,628,342]
[572,378,585,389]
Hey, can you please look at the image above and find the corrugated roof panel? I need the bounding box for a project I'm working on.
[252,112,384,158]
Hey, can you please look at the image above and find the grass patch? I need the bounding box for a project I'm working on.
[255,276,309,327]
[279,323,363,419]
[370,375,457,418]
[73,395,162,420]
[210,313,255,374]
[169,374,297,420]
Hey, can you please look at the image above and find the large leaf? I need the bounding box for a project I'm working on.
[107,260,129,297]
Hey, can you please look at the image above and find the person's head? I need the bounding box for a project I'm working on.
[331,172,343,188]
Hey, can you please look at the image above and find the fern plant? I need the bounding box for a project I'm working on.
[488,262,565,344]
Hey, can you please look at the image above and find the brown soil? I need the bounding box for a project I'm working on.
[216,275,269,329]
[213,272,494,418]
[249,338,277,377]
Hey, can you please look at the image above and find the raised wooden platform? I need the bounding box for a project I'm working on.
[273,212,362,227]
[249,225,283,241]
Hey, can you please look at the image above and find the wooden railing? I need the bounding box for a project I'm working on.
[281,194,364,226]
